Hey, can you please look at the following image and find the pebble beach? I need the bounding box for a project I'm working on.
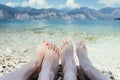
[0,20,120,80]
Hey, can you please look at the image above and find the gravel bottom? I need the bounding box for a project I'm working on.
[0,54,115,80]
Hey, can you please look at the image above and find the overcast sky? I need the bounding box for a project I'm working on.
[0,0,120,9]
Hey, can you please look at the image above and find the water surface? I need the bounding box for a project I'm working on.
[0,20,120,33]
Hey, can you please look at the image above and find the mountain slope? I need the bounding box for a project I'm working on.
[0,4,120,20]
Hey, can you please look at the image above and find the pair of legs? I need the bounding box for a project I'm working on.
[61,39,110,80]
[0,40,110,80]
[0,41,59,80]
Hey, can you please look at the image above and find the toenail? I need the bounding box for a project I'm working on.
[46,43,49,46]
[66,42,68,44]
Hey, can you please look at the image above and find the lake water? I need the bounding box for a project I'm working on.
[0,19,120,33]
[0,20,120,79]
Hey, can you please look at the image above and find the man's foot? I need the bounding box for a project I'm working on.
[76,40,92,67]
[60,39,77,80]
[38,42,59,80]
[76,41,110,80]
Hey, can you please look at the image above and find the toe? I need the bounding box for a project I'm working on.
[81,42,87,51]
[36,41,45,52]
[52,44,56,51]
[76,40,82,47]
[62,39,66,46]
[64,39,68,44]
[56,49,59,54]
[55,48,60,58]
[62,38,69,45]
[76,40,87,52]
[66,39,72,46]
[47,43,51,49]
[50,43,53,49]
[79,40,82,46]
[65,40,69,44]
[61,40,65,49]
[65,38,71,44]
[55,47,57,53]
[55,46,58,52]
[61,39,72,51]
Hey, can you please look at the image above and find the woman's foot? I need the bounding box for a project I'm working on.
[38,42,59,80]
[29,41,46,69]
[26,41,47,80]
[60,39,77,80]
[0,41,46,80]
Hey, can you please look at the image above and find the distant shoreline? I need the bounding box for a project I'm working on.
[114,18,120,20]
[0,4,120,20]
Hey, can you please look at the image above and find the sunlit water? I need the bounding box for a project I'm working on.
[0,20,120,79]
[0,19,120,33]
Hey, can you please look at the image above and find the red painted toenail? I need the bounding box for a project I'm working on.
[46,43,49,46]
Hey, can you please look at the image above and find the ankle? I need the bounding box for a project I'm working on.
[80,60,93,69]
[64,64,76,72]
[39,69,55,80]
[64,68,77,80]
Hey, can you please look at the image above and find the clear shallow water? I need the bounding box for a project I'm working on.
[0,20,120,33]
[0,20,120,80]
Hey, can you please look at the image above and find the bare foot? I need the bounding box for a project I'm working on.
[60,39,77,80]
[38,42,59,80]
[76,40,92,67]
[26,41,47,80]
[76,41,110,80]
[30,41,46,68]
[0,41,46,80]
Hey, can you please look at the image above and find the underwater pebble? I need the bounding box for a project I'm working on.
[0,54,116,80]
